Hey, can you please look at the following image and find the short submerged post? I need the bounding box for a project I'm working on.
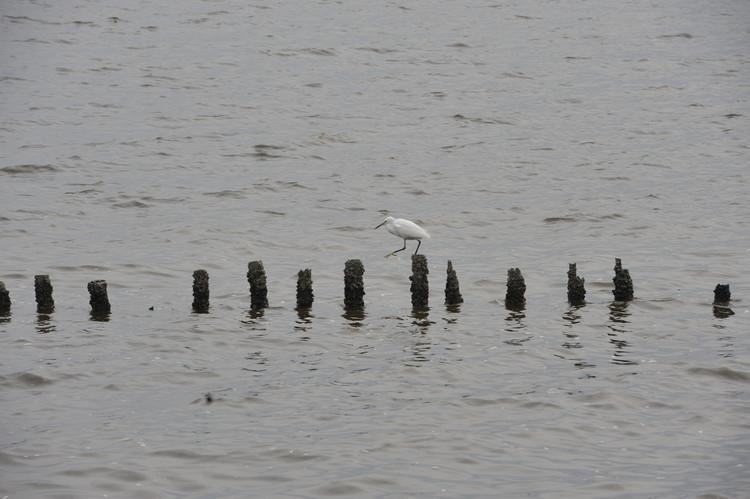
[192,269,209,313]
[35,275,54,314]
[612,258,634,301]
[410,254,429,310]
[445,260,463,306]
[505,268,526,308]
[247,260,269,310]
[344,259,365,311]
[567,263,586,305]
[87,280,111,315]
[713,284,731,304]
[713,283,734,317]
[0,281,10,314]
[296,268,314,309]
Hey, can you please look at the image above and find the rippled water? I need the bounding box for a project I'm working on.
[2,0,749,497]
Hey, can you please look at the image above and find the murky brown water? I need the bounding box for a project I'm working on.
[2,0,749,497]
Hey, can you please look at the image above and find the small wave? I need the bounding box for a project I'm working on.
[101,194,184,208]
[1,164,58,174]
[0,372,53,388]
[49,264,111,272]
[4,15,61,25]
[452,114,514,125]
[112,200,150,209]
[330,225,361,232]
[300,48,336,56]
[64,188,102,195]
[544,216,577,224]
[224,144,290,159]
[266,48,337,57]
[659,33,693,39]
[500,71,533,79]
[204,190,247,199]
[253,180,313,192]
[356,46,400,54]
[441,141,486,151]
[687,367,750,383]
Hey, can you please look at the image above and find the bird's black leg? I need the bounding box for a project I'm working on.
[414,239,422,255]
[385,239,407,258]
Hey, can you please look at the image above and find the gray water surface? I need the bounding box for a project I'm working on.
[1,0,749,497]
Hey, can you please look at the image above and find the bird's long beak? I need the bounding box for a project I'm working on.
[374,221,386,229]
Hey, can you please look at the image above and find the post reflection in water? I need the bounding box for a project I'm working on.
[342,309,365,327]
[608,301,638,366]
[562,305,584,350]
[562,305,596,372]
[35,314,56,334]
[241,308,268,335]
[294,308,313,340]
[404,309,432,365]
[410,308,432,331]
[445,302,461,315]
[406,338,432,365]
[89,310,110,322]
[503,308,530,346]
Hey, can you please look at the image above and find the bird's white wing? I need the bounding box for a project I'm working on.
[394,218,429,239]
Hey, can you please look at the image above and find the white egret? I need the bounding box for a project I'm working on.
[374,216,430,258]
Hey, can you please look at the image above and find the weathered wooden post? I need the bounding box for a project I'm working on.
[34,275,54,313]
[567,263,586,305]
[87,280,111,314]
[343,259,365,311]
[712,283,734,317]
[445,260,463,306]
[713,284,731,304]
[296,268,314,309]
[247,260,269,310]
[410,254,429,310]
[0,281,10,314]
[505,268,526,308]
[192,269,209,313]
[612,258,634,301]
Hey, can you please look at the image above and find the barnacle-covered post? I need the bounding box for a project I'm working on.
[35,274,54,314]
[712,283,734,318]
[445,260,463,306]
[612,258,634,301]
[567,263,586,306]
[296,268,314,309]
[344,259,365,311]
[192,269,209,313]
[505,268,526,309]
[410,254,429,310]
[88,279,111,315]
[247,261,269,310]
[0,281,10,314]
[713,284,731,304]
